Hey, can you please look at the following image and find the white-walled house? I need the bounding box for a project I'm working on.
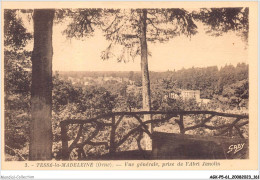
[166,90,211,105]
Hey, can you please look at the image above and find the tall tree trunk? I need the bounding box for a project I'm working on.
[139,9,152,150]
[29,9,54,160]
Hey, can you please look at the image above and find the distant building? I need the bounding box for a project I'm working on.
[180,90,200,101]
[103,76,114,81]
[129,80,135,85]
[167,90,210,105]
[68,77,74,81]
[200,98,211,104]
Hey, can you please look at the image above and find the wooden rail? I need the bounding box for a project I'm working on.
[60,111,249,160]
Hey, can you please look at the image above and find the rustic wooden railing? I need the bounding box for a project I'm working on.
[60,111,248,160]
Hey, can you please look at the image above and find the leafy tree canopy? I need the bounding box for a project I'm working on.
[196,8,249,42]
[101,8,197,62]
[4,9,32,50]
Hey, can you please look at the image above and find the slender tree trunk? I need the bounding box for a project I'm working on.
[29,9,54,160]
[139,9,152,150]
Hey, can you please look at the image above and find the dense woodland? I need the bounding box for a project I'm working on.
[59,63,248,99]
[4,8,249,160]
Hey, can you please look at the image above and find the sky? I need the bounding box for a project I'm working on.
[24,13,248,72]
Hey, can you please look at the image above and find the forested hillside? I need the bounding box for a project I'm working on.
[150,63,248,98]
[59,63,248,99]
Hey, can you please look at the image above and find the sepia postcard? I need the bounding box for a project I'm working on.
[1,1,259,172]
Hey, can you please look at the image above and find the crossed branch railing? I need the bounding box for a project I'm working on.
[60,111,249,160]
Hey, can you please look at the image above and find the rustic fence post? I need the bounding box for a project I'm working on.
[179,114,185,134]
[109,115,116,155]
[61,122,69,160]
[228,127,233,137]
